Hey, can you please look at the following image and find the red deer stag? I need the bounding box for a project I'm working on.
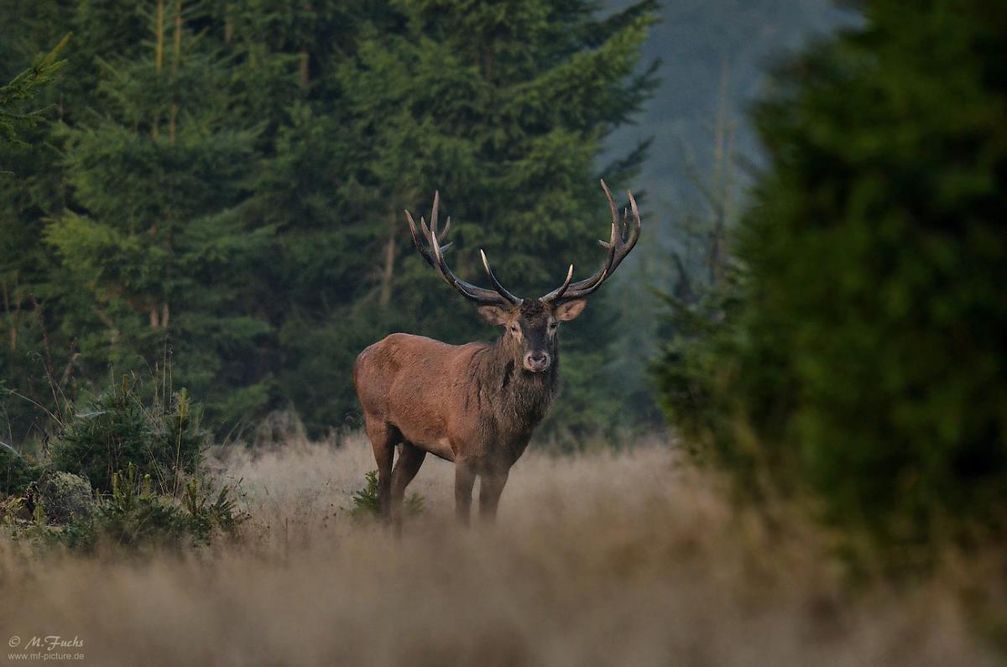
[353,181,640,526]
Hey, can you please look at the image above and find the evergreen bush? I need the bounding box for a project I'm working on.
[51,376,205,494]
[0,444,42,497]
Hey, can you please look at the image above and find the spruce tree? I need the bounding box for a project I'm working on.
[45,0,272,424]
[657,0,1007,549]
[0,22,74,442]
[1,0,658,445]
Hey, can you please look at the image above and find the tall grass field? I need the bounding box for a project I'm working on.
[1,436,998,666]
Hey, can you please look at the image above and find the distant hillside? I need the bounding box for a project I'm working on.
[606,0,855,220]
[599,1,856,417]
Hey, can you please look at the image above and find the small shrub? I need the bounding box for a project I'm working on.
[51,376,206,494]
[179,477,247,542]
[350,470,424,520]
[86,463,246,549]
[4,375,246,552]
[0,445,43,497]
[90,464,184,548]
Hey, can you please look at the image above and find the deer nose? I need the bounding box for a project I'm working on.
[524,351,551,372]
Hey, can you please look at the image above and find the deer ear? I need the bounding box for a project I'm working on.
[555,299,587,321]
[477,306,510,326]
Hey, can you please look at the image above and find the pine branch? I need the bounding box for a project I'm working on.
[0,33,70,142]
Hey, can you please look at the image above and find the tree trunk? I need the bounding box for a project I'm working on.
[299,49,310,88]
[155,0,165,72]
[379,213,397,308]
[2,280,16,350]
[224,3,233,43]
[709,57,735,290]
[169,0,182,142]
[152,0,165,140]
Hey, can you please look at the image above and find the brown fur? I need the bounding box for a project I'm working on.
[353,298,586,525]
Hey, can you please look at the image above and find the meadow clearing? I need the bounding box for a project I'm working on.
[0,436,996,666]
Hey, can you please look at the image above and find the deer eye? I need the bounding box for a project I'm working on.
[548,321,558,330]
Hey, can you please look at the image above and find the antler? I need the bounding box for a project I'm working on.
[406,191,521,307]
[540,179,641,303]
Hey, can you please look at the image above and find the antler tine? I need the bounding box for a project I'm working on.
[539,179,642,303]
[407,191,519,307]
[419,214,451,245]
[540,263,575,302]
[480,250,521,305]
[430,190,440,236]
[601,178,619,232]
[432,223,517,305]
[405,209,451,268]
[405,209,431,264]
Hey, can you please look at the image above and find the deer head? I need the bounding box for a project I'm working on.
[405,180,641,374]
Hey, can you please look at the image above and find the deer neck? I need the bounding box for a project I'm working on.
[476,335,558,435]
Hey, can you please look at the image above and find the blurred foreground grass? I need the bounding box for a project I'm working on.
[0,435,1002,666]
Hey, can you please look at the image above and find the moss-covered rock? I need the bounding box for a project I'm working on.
[35,471,94,524]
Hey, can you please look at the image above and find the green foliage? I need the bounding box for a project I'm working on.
[350,470,424,520]
[1,348,245,552]
[0,33,68,143]
[0,444,43,497]
[51,376,206,494]
[42,3,273,426]
[653,278,745,462]
[656,1,1007,552]
[88,463,245,549]
[0,0,657,448]
[283,0,657,440]
[6,462,246,552]
[179,476,246,541]
[90,464,182,547]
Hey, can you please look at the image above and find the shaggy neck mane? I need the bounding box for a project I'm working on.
[469,333,558,436]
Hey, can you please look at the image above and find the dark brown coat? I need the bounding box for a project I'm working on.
[353,299,582,525]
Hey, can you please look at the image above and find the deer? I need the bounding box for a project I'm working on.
[353,180,640,526]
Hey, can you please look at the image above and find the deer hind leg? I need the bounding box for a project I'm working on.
[390,442,426,529]
[478,469,509,523]
[364,418,398,521]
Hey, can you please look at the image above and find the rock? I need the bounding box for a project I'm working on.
[36,471,94,524]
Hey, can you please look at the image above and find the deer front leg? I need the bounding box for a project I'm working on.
[364,418,396,521]
[478,469,509,523]
[454,462,476,526]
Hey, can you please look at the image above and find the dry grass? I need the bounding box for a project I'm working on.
[0,436,999,666]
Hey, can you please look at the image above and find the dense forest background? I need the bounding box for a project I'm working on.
[0,0,848,446]
[3,0,1005,564]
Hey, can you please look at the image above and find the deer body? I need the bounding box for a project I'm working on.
[354,182,639,525]
[356,331,555,464]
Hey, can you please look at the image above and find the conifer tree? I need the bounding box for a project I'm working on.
[657,0,1007,549]
[45,0,272,423]
[1,0,658,444]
